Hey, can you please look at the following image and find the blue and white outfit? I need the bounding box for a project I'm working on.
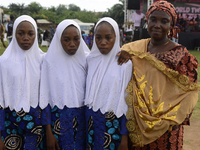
[85,17,133,150]
[39,20,90,150]
[0,15,45,150]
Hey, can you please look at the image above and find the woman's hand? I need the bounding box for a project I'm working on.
[45,125,60,150]
[0,138,6,150]
[117,50,131,65]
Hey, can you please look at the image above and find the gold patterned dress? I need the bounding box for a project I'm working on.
[121,39,199,150]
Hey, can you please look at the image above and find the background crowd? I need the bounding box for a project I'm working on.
[176,13,200,33]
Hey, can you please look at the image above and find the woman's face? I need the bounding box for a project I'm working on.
[61,26,80,55]
[95,23,116,55]
[16,21,36,50]
[147,10,171,40]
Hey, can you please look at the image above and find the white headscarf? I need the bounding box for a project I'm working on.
[39,19,90,109]
[0,15,45,112]
[85,17,133,117]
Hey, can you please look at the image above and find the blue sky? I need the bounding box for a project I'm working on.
[0,0,122,12]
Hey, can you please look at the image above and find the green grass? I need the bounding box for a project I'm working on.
[0,41,200,120]
[0,41,48,54]
[190,50,200,83]
[39,46,48,52]
[188,50,200,120]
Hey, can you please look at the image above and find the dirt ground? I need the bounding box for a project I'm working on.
[183,119,200,150]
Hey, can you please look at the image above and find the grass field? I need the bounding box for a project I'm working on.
[0,41,49,53]
[0,41,200,120]
[185,50,200,120]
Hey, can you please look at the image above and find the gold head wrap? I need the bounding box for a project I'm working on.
[121,39,199,147]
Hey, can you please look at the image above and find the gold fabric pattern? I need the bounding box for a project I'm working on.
[122,39,198,147]
[126,50,200,92]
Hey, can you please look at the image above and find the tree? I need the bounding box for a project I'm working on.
[2,1,116,24]
[103,0,124,25]
[56,4,67,15]
[110,3,124,25]
[48,6,56,12]
[8,3,27,16]
[27,2,42,14]
[0,6,11,14]
[68,4,80,11]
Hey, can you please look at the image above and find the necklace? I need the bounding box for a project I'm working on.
[150,40,170,46]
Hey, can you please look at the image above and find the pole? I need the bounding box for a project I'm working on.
[147,0,154,11]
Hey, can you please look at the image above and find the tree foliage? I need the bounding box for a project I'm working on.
[103,1,124,25]
[68,4,80,11]
[27,2,42,14]
[0,1,125,25]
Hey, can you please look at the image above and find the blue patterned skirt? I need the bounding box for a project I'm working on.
[0,106,42,150]
[85,107,128,150]
[41,105,86,150]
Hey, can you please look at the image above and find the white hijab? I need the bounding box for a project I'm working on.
[0,15,45,112]
[85,17,132,118]
[39,19,90,109]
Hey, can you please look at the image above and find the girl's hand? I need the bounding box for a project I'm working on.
[117,50,131,65]
[45,125,60,150]
[46,132,60,150]
[117,135,128,150]
[0,138,6,150]
[117,144,129,150]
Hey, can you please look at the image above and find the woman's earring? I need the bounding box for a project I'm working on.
[168,30,170,35]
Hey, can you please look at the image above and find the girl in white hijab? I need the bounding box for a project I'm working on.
[0,15,45,150]
[39,19,90,150]
[84,17,132,150]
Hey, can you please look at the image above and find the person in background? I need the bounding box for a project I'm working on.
[184,14,190,22]
[0,21,7,48]
[193,21,199,32]
[129,0,145,31]
[195,14,200,29]
[87,30,93,49]
[119,25,124,47]
[34,18,43,44]
[179,13,186,31]
[5,18,10,33]
[49,25,55,37]
[125,25,134,43]
[172,25,180,43]
[82,30,88,44]
[7,15,14,45]
[185,21,191,33]
[43,29,52,43]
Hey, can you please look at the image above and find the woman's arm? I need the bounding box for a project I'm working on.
[117,50,131,65]
[175,47,198,125]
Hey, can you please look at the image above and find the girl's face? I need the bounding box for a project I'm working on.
[61,26,80,55]
[16,21,36,50]
[147,10,171,40]
[95,23,116,55]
